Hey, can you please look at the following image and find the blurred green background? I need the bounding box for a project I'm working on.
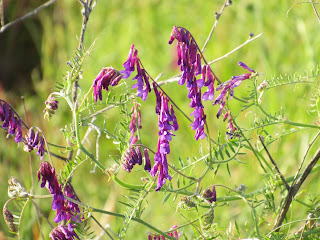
[1,0,320,239]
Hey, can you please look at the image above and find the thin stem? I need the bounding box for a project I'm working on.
[310,0,320,24]
[201,0,232,52]
[168,164,198,182]
[292,130,320,186]
[177,211,204,238]
[0,0,56,33]
[274,145,320,231]
[208,33,263,65]
[259,135,290,191]
[91,215,114,240]
[64,196,177,240]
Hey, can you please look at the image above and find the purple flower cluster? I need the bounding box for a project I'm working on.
[44,96,59,119]
[49,225,79,240]
[24,128,45,159]
[92,67,122,102]
[169,26,216,140]
[214,61,255,119]
[121,104,151,173]
[120,44,152,101]
[148,225,180,239]
[0,100,23,143]
[38,162,82,237]
[203,185,217,203]
[54,181,82,226]
[38,161,65,217]
[150,86,179,191]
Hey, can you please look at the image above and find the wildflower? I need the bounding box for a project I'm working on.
[121,45,151,101]
[121,145,143,172]
[92,67,122,102]
[203,185,217,203]
[148,225,181,239]
[14,119,23,143]
[150,94,178,191]
[214,62,254,118]
[169,26,214,141]
[144,148,151,171]
[225,114,240,139]
[238,61,255,73]
[120,44,137,79]
[0,101,23,143]
[1,102,10,128]
[3,207,17,233]
[153,82,162,114]
[38,161,65,217]
[54,181,81,225]
[44,96,59,119]
[49,225,79,240]
[24,128,46,160]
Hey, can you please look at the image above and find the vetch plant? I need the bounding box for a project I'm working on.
[2,1,320,239]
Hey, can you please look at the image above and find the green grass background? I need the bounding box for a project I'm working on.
[1,0,320,239]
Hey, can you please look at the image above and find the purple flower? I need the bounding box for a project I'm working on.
[148,225,180,239]
[170,105,179,131]
[238,61,255,73]
[14,119,23,143]
[2,102,10,129]
[37,137,45,160]
[92,67,122,102]
[150,152,172,191]
[150,94,178,190]
[144,148,151,172]
[120,45,151,101]
[38,161,65,214]
[49,225,79,240]
[169,26,212,141]
[55,181,82,225]
[214,62,254,119]
[44,96,59,119]
[120,44,137,79]
[153,82,162,114]
[24,128,46,159]
[203,185,217,203]
[121,144,149,172]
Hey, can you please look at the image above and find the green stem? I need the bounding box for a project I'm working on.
[77,85,93,113]
[112,175,144,190]
[64,196,177,240]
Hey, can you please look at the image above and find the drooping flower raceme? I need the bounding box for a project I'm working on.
[92,67,122,102]
[150,86,179,191]
[214,61,255,119]
[168,26,216,140]
[0,100,23,143]
[38,161,65,217]
[24,128,45,160]
[121,104,152,173]
[148,225,181,239]
[38,162,82,237]
[49,225,79,240]
[120,44,152,101]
